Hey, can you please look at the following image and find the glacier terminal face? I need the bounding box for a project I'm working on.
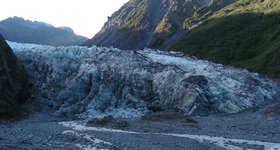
[8,41,280,118]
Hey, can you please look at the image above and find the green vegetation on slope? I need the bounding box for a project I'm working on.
[172,0,280,78]
[183,0,237,29]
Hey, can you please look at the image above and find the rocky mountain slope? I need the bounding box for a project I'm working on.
[172,0,280,78]
[0,35,29,118]
[83,0,236,50]
[0,17,88,46]
[9,41,280,118]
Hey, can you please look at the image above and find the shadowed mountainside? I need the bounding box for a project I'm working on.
[0,17,88,46]
[0,34,29,118]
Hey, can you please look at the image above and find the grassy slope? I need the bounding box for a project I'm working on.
[183,0,237,29]
[172,0,280,78]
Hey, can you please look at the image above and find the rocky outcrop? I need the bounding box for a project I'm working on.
[0,17,88,46]
[9,41,280,118]
[0,35,29,118]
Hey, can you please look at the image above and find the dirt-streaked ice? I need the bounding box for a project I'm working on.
[8,41,280,118]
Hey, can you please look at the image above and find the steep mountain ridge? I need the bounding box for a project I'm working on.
[0,17,88,46]
[83,0,206,49]
[172,0,280,78]
[84,0,237,50]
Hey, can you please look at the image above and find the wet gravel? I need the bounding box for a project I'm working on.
[1,103,280,150]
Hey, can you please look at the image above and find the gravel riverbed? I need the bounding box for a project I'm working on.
[1,103,280,150]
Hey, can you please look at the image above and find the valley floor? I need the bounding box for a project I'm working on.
[1,103,280,150]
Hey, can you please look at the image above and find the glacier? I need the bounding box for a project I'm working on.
[8,41,280,118]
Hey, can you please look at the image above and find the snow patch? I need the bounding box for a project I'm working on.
[63,130,112,150]
[60,121,137,134]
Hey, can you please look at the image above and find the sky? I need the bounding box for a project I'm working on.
[0,0,129,38]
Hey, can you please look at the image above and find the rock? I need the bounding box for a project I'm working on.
[113,120,129,128]
[264,103,280,116]
[0,35,29,118]
[183,117,198,124]
[9,41,280,118]
[87,115,114,126]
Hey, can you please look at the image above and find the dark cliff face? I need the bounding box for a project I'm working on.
[0,34,29,118]
[83,0,210,50]
[0,17,88,46]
